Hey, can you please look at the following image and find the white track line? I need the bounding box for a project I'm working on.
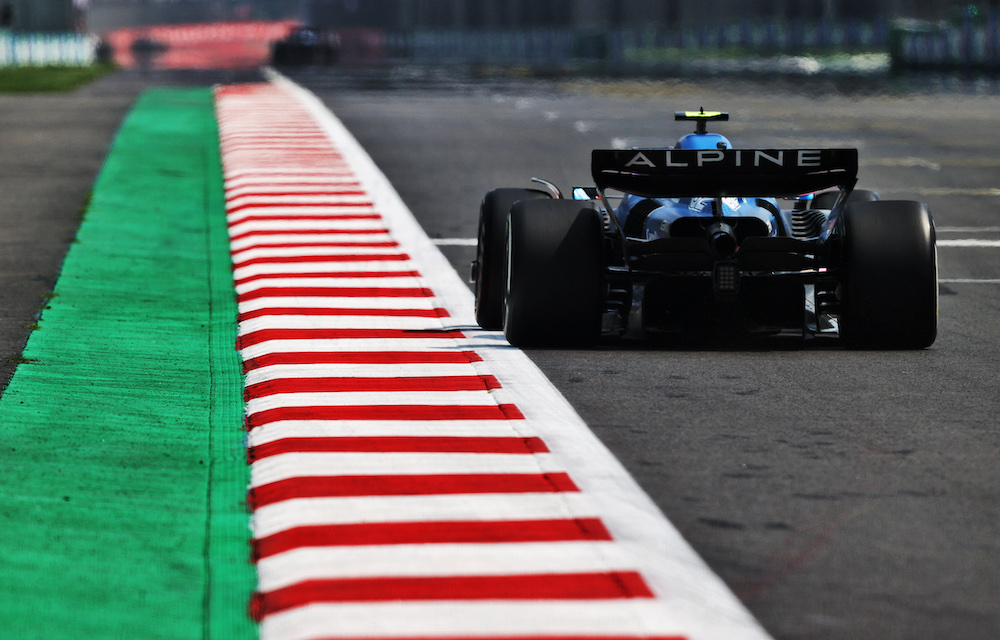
[256,541,640,588]
[251,493,603,538]
[937,239,1000,247]
[260,602,725,640]
[936,226,1000,233]
[247,421,537,445]
[250,452,565,485]
[431,237,479,246]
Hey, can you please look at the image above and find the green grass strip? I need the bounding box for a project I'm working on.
[0,88,253,639]
[0,63,117,93]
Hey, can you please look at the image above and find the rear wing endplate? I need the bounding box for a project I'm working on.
[592,148,858,198]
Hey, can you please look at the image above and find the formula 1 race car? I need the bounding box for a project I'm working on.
[271,26,340,66]
[472,109,938,349]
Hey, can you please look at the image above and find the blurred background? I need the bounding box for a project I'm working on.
[0,0,998,74]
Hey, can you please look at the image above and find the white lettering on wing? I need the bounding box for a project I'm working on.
[798,150,822,167]
[697,150,725,167]
[624,152,656,168]
[665,151,688,167]
[755,150,784,166]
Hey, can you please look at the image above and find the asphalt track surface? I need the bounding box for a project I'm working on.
[287,68,1000,640]
[0,68,261,388]
[2,67,997,640]
[0,83,132,384]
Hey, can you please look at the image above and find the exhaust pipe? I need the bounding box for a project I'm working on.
[706,222,738,259]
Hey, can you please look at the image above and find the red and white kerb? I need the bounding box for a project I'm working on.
[214,82,765,640]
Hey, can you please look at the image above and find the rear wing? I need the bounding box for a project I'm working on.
[592,148,858,198]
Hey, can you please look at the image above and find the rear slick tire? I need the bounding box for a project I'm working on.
[840,200,938,349]
[503,199,604,348]
[474,188,550,330]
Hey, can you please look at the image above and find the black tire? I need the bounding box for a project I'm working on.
[271,43,287,65]
[474,188,550,329]
[840,200,938,349]
[812,188,880,210]
[503,199,604,347]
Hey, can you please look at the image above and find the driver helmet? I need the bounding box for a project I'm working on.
[676,132,731,150]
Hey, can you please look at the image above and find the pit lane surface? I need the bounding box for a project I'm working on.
[289,69,1000,640]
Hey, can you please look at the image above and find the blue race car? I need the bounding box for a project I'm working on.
[472,109,938,349]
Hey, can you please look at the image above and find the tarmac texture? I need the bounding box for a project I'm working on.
[0,88,133,387]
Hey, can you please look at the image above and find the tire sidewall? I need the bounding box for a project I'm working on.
[475,188,549,329]
[840,200,938,348]
[503,199,604,347]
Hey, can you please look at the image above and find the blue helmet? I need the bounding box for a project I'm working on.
[674,109,731,150]
[676,132,732,150]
